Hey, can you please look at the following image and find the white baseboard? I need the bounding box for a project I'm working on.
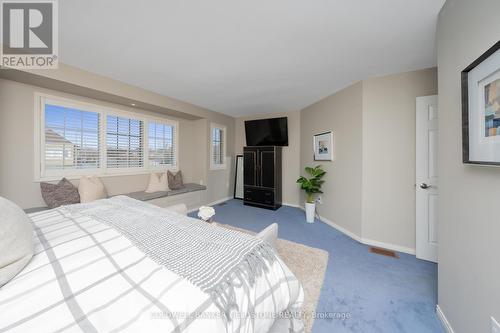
[208,196,233,206]
[318,213,362,242]
[188,196,232,213]
[288,204,416,255]
[282,202,301,208]
[436,305,455,333]
[191,199,416,255]
[360,236,416,255]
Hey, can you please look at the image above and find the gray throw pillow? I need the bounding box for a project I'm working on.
[167,170,185,190]
[40,178,80,208]
[0,197,34,287]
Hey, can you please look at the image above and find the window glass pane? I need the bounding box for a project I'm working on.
[44,104,100,170]
[106,115,144,168]
[41,98,179,177]
[211,126,224,166]
[148,121,176,167]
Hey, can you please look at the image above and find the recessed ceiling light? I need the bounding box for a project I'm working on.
[131,103,136,106]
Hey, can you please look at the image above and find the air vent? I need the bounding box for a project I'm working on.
[369,247,399,258]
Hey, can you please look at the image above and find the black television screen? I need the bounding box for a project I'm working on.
[245,117,288,146]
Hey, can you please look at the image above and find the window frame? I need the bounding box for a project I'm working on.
[210,123,227,170]
[147,119,178,170]
[105,114,145,172]
[34,93,179,181]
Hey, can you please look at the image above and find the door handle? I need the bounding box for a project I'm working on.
[420,183,431,189]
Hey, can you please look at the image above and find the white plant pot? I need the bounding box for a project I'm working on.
[305,202,316,223]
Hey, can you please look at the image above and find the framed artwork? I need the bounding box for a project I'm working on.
[313,131,334,161]
[462,41,500,165]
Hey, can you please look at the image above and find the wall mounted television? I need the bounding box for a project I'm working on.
[245,117,288,146]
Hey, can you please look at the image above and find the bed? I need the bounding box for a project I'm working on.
[0,196,304,333]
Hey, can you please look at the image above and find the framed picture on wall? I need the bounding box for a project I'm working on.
[462,41,500,165]
[313,131,334,161]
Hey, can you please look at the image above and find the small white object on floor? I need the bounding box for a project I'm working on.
[256,223,278,250]
[198,206,215,222]
[165,203,187,216]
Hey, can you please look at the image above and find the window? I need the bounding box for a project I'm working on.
[210,123,226,170]
[43,101,100,175]
[106,115,144,169]
[148,121,177,168]
[36,94,179,180]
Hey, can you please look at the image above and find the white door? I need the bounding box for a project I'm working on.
[416,95,438,263]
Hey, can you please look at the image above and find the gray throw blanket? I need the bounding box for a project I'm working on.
[62,196,277,318]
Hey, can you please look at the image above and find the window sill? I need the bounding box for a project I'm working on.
[209,165,227,171]
[35,167,178,183]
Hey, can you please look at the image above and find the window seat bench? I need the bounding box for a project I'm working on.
[24,183,207,214]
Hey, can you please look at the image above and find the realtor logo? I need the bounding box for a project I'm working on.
[1,0,58,69]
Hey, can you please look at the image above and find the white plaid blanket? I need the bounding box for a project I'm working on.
[62,196,278,318]
[0,199,304,333]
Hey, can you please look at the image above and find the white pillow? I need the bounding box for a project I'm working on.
[256,223,278,250]
[0,197,34,287]
[145,173,169,193]
[78,176,108,203]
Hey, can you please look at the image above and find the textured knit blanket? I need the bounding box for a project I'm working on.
[62,196,277,318]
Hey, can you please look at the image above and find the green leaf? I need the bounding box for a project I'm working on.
[297,165,327,198]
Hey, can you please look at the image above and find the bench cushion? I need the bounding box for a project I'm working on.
[25,183,207,213]
[24,207,50,214]
[125,183,206,201]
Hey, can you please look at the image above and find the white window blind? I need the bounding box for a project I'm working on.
[148,121,176,167]
[44,103,100,171]
[37,95,180,180]
[210,124,226,169]
[106,115,144,168]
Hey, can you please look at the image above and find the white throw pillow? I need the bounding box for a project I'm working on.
[145,173,169,193]
[0,197,34,287]
[78,176,108,203]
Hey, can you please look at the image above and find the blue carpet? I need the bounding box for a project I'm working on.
[190,199,443,333]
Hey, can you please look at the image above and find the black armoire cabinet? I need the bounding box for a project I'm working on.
[243,146,282,210]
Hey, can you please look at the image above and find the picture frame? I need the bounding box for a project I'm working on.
[313,131,334,161]
[462,41,500,165]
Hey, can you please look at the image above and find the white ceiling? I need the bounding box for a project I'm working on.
[59,0,444,117]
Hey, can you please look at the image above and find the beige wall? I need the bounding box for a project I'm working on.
[16,63,224,120]
[437,0,500,332]
[362,68,438,251]
[235,111,301,206]
[207,119,236,204]
[300,82,364,235]
[299,69,437,252]
[0,78,234,209]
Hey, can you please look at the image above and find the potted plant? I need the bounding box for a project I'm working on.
[296,165,326,223]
